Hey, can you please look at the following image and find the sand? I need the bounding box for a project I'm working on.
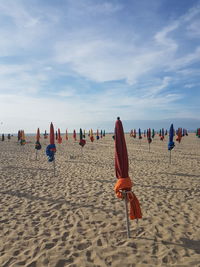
[0,133,200,267]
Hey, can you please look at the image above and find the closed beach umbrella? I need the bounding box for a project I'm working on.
[17,130,21,141]
[138,128,142,139]
[73,130,77,141]
[79,128,86,147]
[168,124,175,163]
[103,130,105,137]
[58,128,62,144]
[21,130,26,145]
[96,129,99,140]
[147,128,152,152]
[152,129,155,138]
[55,130,58,140]
[90,129,94,142]
[176,128,182,143]
[147,128,152,144]
[44,130,48,139]
[133,129,136,138]
[160,128,164,141]
[168,124,175,151]
[46,122,56,162]
[114,117,142,237]
[36,128,40,142]
[198,128,200,138]
[65,129,68,140]
[35,128,42,151]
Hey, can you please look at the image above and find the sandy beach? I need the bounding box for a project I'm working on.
[0,133,200,267]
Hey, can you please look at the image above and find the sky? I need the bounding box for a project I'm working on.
[0,0,200,133]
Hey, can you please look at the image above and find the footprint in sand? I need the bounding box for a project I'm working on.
[61,231,69,241]
[76,241,91,250]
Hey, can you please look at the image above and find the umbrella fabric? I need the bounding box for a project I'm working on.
[147,128,152,144]
[152,129,155,138]
[35,128,42,150]
[2,134,5,141]
[138,128,142,139]
[20,130,26,145]
[73,130,77,141]
[100,130,103,138]
[96,129,99,140]
[18,130,21,141]
[103,130,105,137]
[79,128,86,147]
[66,129,68,140]
[196,128,198,136]
[160,128,164,141]
[90,129,94,142]
[83,129,86,139]
[168,124,175,150]
[133,129,136,138]
[55,130,58,140]
[114,117,142,220]
[144,130,146,137]
[198,128,200,138]
[57,128,62,144]
[44,130,48,139]
[176,128,182,143]
[46,122,56,162]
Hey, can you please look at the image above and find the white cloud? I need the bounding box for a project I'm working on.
[187,19,200,38]
[0,0,199,132]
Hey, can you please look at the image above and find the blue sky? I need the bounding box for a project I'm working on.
[0,0,200,133]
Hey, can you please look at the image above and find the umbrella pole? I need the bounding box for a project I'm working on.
[36,150,38,160]
[169,150,171,164]
[149,143,150,152]
[53,158,56,177]
[123,191,131,238]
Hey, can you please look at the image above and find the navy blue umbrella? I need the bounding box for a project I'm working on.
[168,124,175,163]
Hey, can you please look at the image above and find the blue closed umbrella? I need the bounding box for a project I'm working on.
[168,124,175,151]
[168,124,175,163]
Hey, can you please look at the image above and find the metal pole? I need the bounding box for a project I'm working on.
[53,158,56,177]
[149,143,150,152]
[36,150,38,160]
[169,150,171,164]
[123,191,130,238]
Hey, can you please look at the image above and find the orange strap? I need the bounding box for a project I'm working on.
[114,177,142,220]
[114,177,132,198]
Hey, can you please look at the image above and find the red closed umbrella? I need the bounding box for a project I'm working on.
[73,130,76,141]
[114,117,142,237]
[36,128,40,142]
[50,123,55,145]
[66,129,68,140]
[35,128,42,159]
[58,128,62,144]
[46,122,56,176]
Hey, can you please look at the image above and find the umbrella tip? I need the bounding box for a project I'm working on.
[117,117,120,120]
